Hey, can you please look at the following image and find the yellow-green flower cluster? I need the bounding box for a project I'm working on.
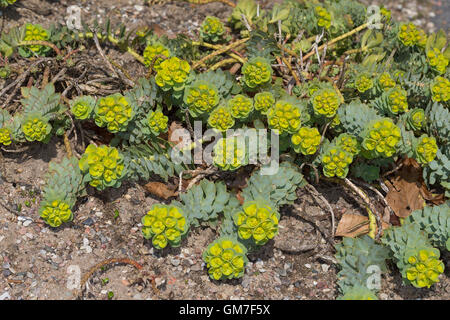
[184,81,219,117]
[380,7,391,23]
[141,204,188,249]
[397,23,427,47]
[208,105,235,132]
[39,199,72,228]
[78,144,125,190]
[312,89,341,118]
[378,73,396,90]
[0,0,16,7]
[321,147,353,178]
[21,116,51,142]
[155,57,191,94]
[23,24,50,54]
[200,16,225,43]
[387,87,408,114]
[143,43,170,71]
[405,249,444,288]
[338,286,378,300]
[407,108,425,131]
[229,94,253,119]
[267,100,301,135]
[233,200,279,245]
[355,74,373,93]
[202,237,248,280]
[70,96,95,120]
[94,94,133,133]
[241,57,272,89]
[253,91,274,114]
[0,127,12,146]
[315,6,331,29]
[427,48,449,74]
[362,118,401,158]
[336,133,360,155]
[213,136,246,171]
[430,76,450,102]
[414,135,438,164]
[291,126,321,155]
[147,110,168,135]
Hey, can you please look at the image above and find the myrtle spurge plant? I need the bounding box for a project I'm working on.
[213,136,247,171]
[94,94,133,133]
[361,118,401,158]
[0,127,12,145]
[378,73,396,90]
[427,48,448,74]
[228,94,253,119]
[397,23,426,47]
[202,237,248,280]
[267,100,301,135]
[414,135,438,164]
[200,16,225,43]
[208,105,234,132]
[253,91,275,114]
[147,110,168,135]
[386,86,408,114]
[321,146,353,178]
[382,223,445,288]
[315,6,331,29]
[184,80,219,117]
[337,286,378,300]
[355,73,373,93]
[241,57,272,89]
[23,24,50,55]
[2,0,450,295]
[430,76,450,102]
[155,57,190,98]
[0,0,16,7]
[335,133,360,155]
[291,126,321,155]
[70,96,96,120]
[312,88,341,118]
[78,144,126,190]
[21,115,51,142]
[143,43,170,70]
[141,204,189,249]
[233,200,280,246]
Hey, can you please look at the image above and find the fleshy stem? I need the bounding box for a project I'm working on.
[281,56,301,86]
[18,40,62,56]
[209,57,238,71]
[187,0,236,7]
[192,38,249,69]
[191,41,246,65]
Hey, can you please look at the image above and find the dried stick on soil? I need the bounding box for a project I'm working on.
[192,38,249,69]
[351,179,395,219]
[304,183,336,237]
[76,258,149,299]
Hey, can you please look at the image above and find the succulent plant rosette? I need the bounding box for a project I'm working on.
[241,57,272,89]
[183,80,219,117]
[143,43,170,70]
[202,237,248,281]
[78,144,126,190]
[141,204,189,249]
[94,93,134,133]
[155,57,191,99]
[200,16,225,43]
[213,136,248,171]
[70,96,96,120]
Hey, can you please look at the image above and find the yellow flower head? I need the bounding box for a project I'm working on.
[208,105,235,132]
[143,43,170,70]
[415,135,438,164]
[387,86,408,114]
[95,94,133,133]
[141,204,188,249]
[254,91,275,114]
[40,199,72,228]
[242,57,272,89]
[291,126,321,155]
[312,88,341,118]
[0,127,12,146]
[267,100,301,135]
[398,23,427,47]
[405,248,444,288]
[200,16,225,43]
[24,24,49,54]
[184,80,219,116]
[321,146,353,178]
[427,48,449,74]
[378,73,396,90]
[21,116,51,142]
[315,6,331,29]
[229,94,253,119]
[355,73,373,93]
[213,136,247,171]
[430,76,450,102]
[203,237,248,280]
[147,110,168,135]
[362,118,401,158]
[155,57,191,94]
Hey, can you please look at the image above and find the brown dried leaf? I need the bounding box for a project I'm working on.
[143,181,178,200]
[385,158,425,218]
[336,213,389,238]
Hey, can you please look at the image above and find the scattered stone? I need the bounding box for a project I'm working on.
[171,258,180,267]
[82,218,95,226]
[321,264,330,272]
[0,292,11,300]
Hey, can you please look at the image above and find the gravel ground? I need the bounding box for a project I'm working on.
[0,0,449,301]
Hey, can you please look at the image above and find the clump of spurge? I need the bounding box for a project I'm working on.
[241,57,272,89]
[213,136,247,171]
[228,94,253,119]
[23,24,50,55]
[291,126,321,155]
[321,146,353,178]
[184,80,219,117]
[78,144,126,190]
[253,91,275,115]
[311,88,341,118]
[147,110,168,135]
[0,0,16,8]
[200,16,225,43]
[208,105,235,132]
[203,237,248,281]
[141,204,189,249]
[0,127,12,146]
[21,114,51,142]
[266,100,301,135]
[143,43,170,70]
[155,57,190,99]
[94,93,134,133]
[430,76,450,102]
[70,96,96,120]
[361,118,401,158]
[233,200,280,246]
